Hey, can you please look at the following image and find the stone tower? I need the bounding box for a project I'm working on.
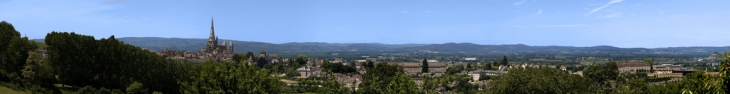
[229,41,234,52]
[205,19,217,52]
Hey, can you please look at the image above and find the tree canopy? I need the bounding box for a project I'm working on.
[487,66,595,94]
[358,63,423,94]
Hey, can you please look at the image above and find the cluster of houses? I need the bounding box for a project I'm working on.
[616,62,700,78]
[294,60,454,90]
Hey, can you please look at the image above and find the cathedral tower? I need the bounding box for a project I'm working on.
[206,19,217,52]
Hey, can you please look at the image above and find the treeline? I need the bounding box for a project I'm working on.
[0,20,411,93]
[0,21,287,93]
[43,32,291,93]
[44,32,187,93]
[484,61,729,93]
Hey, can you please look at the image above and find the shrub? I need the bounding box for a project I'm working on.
[126,82,146,94]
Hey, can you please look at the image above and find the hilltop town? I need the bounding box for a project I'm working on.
[0,19,724,93]
[119,20,727,93]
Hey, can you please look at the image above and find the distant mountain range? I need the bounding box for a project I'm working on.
[32,37,730,55]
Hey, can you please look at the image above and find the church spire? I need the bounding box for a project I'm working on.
[209,18,215,39]
[206,18,217,51]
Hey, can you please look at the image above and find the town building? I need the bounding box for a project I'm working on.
[389,62,448,76]
[468,70,507,81]
[618,62,651,74]
[156,19,234,63]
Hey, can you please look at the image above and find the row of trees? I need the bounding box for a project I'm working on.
[486,60,729,93]
[45,32,187,93]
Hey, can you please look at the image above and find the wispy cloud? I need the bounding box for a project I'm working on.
[513,0,527,6]
[598,12,622,18]
[585,0,624,16]
[536,9,543,15]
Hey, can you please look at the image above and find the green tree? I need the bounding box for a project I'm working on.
[358,63,422,94]
[487,67,595,93]
[322,60,356,73]
[582,62,619,93]
[422,58,428,73]
[179,61,283,93]
[501,56,509,66]
[485,62,492,70]
[445,65,464,74]
[295,54,308,65]
[584,61,618,86]
[0,21,20,67]
[126,82,147,94]
[645,59,654,73]
[3,36,38,78]
[720,52,730,92]
[366,60,374,68]
[681,71,724,93]
[232,53,244,63]
[612,78,649,93]
[21,50,54,86]
[0,21,38,84]
[245,51,254,59]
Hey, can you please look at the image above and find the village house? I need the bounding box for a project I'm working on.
[618,62,651,74]
[388,62,448,76]
[335,74,362,90]
[468,70,507,81]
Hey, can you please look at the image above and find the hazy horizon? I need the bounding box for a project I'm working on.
[3,0,730,48]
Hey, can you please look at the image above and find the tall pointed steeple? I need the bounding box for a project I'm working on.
[209,18,215,41]
[206,18,217,51]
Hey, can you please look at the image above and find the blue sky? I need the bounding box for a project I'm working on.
[1,0,729,48]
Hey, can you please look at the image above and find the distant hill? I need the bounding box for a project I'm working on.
[32,37,730,55]
[113,37,428,53]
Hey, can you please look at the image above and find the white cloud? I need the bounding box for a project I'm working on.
[585,0,624,16]
[598,12,622,18]
[513,0,527,6]
[536,9,543,15]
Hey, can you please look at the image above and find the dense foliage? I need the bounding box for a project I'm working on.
[584,62,619,87]
[0,21,39,86]
[358,63,423,94]
[487,66,595,93]
[45,32,187,93]
[179,61,283,93]
[321,60,356,73]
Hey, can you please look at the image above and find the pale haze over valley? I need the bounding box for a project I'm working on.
[1,0,729,48]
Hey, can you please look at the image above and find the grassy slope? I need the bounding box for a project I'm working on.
[0,85,29,94]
